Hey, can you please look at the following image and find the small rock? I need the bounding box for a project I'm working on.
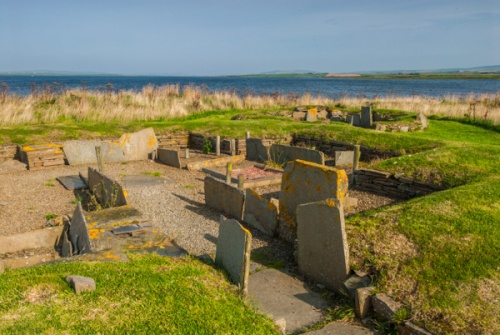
[398,321,433,335]
[66,275,96,294]
[275,318,287,334]
[355,286,375,319]
[371,293,403,321]
[343,273,371,299]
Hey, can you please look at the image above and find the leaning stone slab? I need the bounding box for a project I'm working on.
[246,138,269,162]
[243,188,278,237]
[157,148,181,168]
[248,268,329,334]
[0,226,63,255]
[66,275,96,294]
[68,202,92,255]
[204,176,245,221]
[88,167,128,208]
[119,127,158,161]
[270,144,325,166]
[278,160,349,243]
[215,216,251,295]
[372,293,403,321]
[297,198,350,292]
[398,321,433,335]
[335,150,354,166]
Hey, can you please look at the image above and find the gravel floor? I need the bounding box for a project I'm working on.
[0,159,400,270]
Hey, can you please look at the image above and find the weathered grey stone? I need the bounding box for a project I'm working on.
[204,176,245,221]
[306,108,318,122]
[63,140,103,165]
[246,138,269,162]
[416,113,428,129]
[56,175,88,190]
[346,115,354,125]
[68,202,92,255]
[360,106,372,128]
[317,109,329,120]
[292,111,306,120]
[248,268,329,334]
[343,273,371,299]
[243,188,278,237]
[270,144,325,166]
[344,197,359,209]
[376,124,387,132]
[0,226,63,255]
[398,321,433,335]
[356,286,376,319]
[278,160,349,243]
[123,175,171,188]
[2,253,59,270]
[88,167,128,208]
[307,322,374,334]
[60,224,73,257]
[331,116,342,122]
[372,293,403,321]
[352,114,361,126]
[157,148,181,168]
[335,150,354,166]
[119,127,158,161]
[215,216,251,294]
[66,275,96,294]
[297,199,350,292]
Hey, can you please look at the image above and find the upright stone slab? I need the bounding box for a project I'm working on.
[334,150,355,166]
[204,176,245,220]
[63,140,103,165]
[416,112,428,129]
[270,144,325,166]
[68,202,92,255]
[215,216,252,294]
[360,106,372,128]
[278,160,348,243]
[352,114,361,126]
[119,127,158,161]
[243,188,278,237]
[88,167,128,208]
[157,148,181,168]
[245,138,269,162]
[306,108,318,122]
[297,199,350,292]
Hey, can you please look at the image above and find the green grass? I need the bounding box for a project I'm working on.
[0,254,278,334]
[142,171,162,177]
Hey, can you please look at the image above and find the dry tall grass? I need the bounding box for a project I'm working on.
[0,84,498,126]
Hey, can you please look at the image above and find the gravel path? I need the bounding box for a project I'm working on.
[0,159,400,270]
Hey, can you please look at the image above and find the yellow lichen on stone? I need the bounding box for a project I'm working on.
[325,199,336,208]
[267,202,276,211]
[88,228,102,240]
[148,135,157,147]
[308,107,318,115]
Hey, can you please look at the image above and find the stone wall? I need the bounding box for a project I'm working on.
[189,133,246,155]
[0,145,18,162]
[292,135,400,162]
[353,168,444,199]
[157,132,189,150]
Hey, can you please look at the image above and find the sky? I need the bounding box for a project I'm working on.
[0,0,499,75]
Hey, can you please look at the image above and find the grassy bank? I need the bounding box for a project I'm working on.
[0,253,278,334]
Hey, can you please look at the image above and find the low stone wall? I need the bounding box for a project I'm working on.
[157,132,189,150]
[189,133,246,155]
[0,145,18,162]
[353,168,444,199]
[19,144,66,170]
[292,135,400,162]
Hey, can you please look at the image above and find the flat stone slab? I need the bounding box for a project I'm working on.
[248,268,328,334]
[123,174,173,188]
[56,175,88,190]
[2,253,60,270]
[85,206,144,228]
[0,227,63,255]
[307,322,374,335]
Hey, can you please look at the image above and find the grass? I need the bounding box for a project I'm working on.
[0,253,278,334]
[142,171,161,177]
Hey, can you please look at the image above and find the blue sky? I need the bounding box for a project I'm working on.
[0,0,498,75]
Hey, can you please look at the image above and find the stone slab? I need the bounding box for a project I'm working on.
[68,202,92,255]
[307,322,374,335]
[204,176,245,221]
[123,174,172,188]
[343,274,371,299]
[360,106,372,128]
[157,148,181,168]
[215,216,252,294]
[248,268,328,334]
[297,199,350,292]
[243,188,278,237]
[0,226,63,255]
[119,127,158,161]
[306,108,318,122]
[63,140,105,165]
[245,138,270,162]
[398,321,433,335]
[270,144,325,166]
[85,206,144,228]
[356,286,376,319]
[372,293,403,321]
[335,151,354,166]
[187,154,245,171]
[61,224,73,257]
[155,242,188,257]
[88,167,128,208]
[56,175,88,190]
[278,160,349,243]
[2,253,60,270]
[416,113,428,130]
[66,275,96,294]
